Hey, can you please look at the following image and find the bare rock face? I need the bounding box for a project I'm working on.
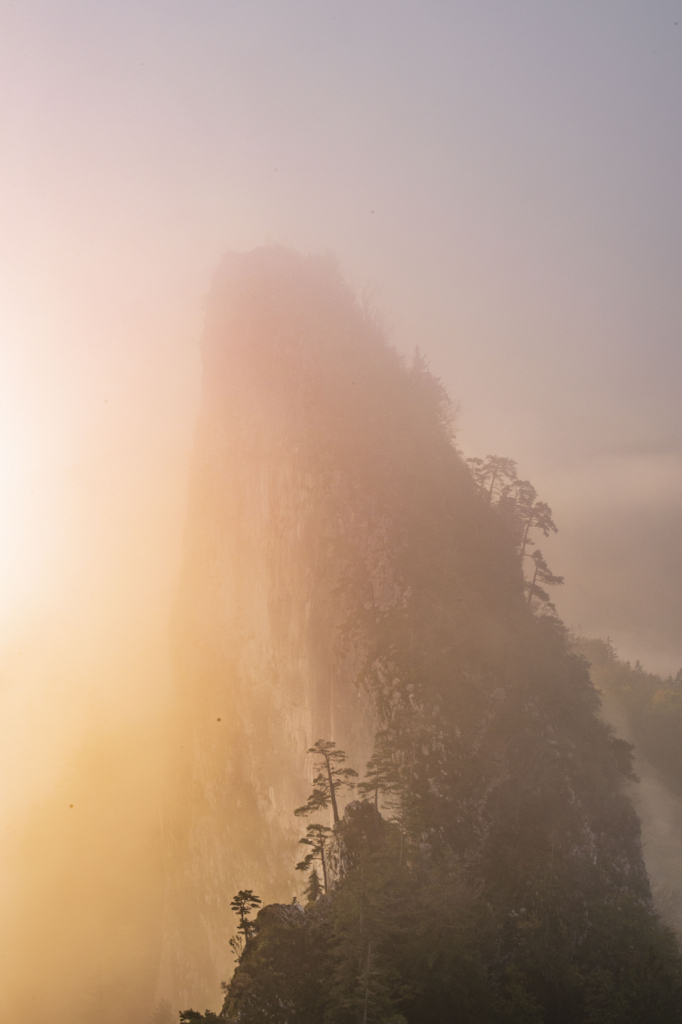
[158,249,400,1008]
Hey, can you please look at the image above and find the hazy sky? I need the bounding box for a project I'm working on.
[0,5,681,1018]
[1,0,681,815]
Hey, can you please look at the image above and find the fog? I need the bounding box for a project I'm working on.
[1,2,681,1020]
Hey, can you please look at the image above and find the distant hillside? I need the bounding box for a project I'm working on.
[581,638,682,794]
[581,638,682,938]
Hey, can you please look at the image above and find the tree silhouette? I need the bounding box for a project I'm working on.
[357,731,399,812]
[512,481,558,561]
[525,548,564,610]
[303,865,323,903]
[467,455,558,563]
[231,889,262,938]
[466,454,518,504]
[295,739,358,825]
[228,889,262,961]
[296,822,333,892]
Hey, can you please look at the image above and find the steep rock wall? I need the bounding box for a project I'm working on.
[158,249,660,1014]
[158,249,404,1008]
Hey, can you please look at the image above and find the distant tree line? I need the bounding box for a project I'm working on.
[581,638,682,793]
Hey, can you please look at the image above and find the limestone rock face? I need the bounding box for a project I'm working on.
[158,249,398,1007]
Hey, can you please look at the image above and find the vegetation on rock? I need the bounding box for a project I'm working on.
[174,251,682,1022]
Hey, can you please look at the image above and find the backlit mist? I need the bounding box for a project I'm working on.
[1,3,681,1021]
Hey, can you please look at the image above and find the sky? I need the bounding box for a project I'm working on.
[0,0,681,996]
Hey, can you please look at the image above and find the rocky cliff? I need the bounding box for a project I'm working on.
[158,248,673,1018]
[158,248,409,1006]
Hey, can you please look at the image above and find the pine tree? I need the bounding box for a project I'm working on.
[294,740,358,825]
[296,822,333,891]
[525,548,564,610]
[357,731,400,813]
[466,454,518,504]
[513,482,558,561]
[303,866,323,902]
[228,889,261,961]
